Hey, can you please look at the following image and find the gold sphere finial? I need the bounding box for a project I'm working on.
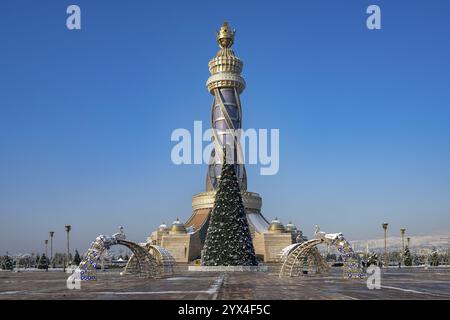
[216,21,235,48]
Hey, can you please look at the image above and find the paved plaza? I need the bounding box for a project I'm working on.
[1,266,449,300]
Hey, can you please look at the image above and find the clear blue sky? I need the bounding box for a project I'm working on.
[1,0,450,254]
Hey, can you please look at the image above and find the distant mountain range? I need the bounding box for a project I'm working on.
[350,230,450,253]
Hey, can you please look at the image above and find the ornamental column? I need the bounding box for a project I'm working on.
[206,21,247,191]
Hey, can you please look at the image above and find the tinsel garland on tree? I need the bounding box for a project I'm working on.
[201,148,257,266]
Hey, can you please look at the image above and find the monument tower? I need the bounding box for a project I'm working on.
[151,22,300,262]
[205,21,246,191]
[187,21,269,239]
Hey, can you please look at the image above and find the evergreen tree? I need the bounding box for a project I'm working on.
[412,253,424,266]
[202,148,257,266]
[403,246,412,266]
[52,253,65,267]
[37,254,49,270]
[1,255,13,270]
[429,248,440,266]
[444,251,450,265]
[73,250,81,266]
[367,252,379,267]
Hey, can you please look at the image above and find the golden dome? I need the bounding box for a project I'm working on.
[170,218,187,234]
[285,221,297,232]
[268,218,286,233]
[158,222,168,232]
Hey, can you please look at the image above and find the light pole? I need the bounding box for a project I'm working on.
[65,225,71,267]
[49,231,54,264]
[407,237,411,248]
[382,222,389,267]
[400,228,406,265]
[44,239,48,257]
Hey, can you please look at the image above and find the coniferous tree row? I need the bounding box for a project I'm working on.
[202,147,258,266]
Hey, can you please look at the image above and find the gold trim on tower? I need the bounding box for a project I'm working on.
[192,191,262,211]
[207,21,245,95]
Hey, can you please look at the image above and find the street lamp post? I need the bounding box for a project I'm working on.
[44,239,48,257]
[407,237,411,248]
[400,228,406,265]
[382,222,389,267]
[65,225,71,268]
[49,231,54,265]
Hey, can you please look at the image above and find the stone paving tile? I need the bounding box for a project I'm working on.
[1,267,449,300]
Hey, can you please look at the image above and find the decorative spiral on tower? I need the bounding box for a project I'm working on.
[206,21,247,192]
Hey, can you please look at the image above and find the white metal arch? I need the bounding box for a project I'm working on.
[73,232,161,281]
[123,243,175,276]
[279,227,365,279]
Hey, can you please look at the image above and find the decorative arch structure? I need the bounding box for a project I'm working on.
[279,226,365,279]
[74,230,163,281]
[279,239,329,277]
[124,244,175,276]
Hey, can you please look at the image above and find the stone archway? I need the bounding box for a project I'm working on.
[74,230,161,281]
[279,226,365,279]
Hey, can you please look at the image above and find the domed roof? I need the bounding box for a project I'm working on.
[158,222,168,232]
[170,218,187,234]
[268,218,286,233]
[285,221,297,232]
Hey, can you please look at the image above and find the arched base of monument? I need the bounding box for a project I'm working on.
[188,265,268,272]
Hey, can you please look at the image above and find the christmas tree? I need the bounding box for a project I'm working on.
[202,147,257,266]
